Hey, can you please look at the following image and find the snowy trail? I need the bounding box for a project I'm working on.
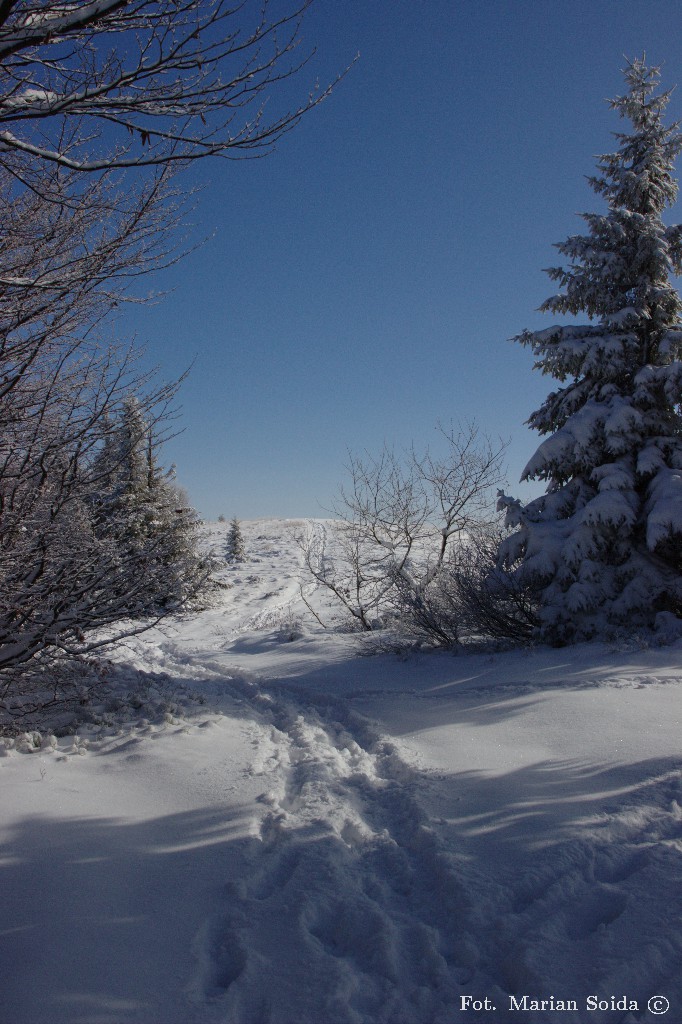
[2,519,682,1024]
[183,665,472,1024]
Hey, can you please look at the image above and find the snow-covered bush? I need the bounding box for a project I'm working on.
[274,607,305,643]
[499,60,682,643]
[0,373,211,718]
[445,528,539,643]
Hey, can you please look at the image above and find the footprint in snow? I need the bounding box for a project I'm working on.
[593,847,650,885]
[198,913,248,998]
[565,887,628,940]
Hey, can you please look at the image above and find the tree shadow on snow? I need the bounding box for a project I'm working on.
[432,754,682,856]
[0,805,261,1024]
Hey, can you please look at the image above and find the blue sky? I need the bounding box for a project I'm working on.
[123,0,682,520]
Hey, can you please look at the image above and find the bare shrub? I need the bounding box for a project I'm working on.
[298,425,537,648]
[451,527,540,643]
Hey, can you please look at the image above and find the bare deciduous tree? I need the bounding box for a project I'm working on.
[299,424,509,645]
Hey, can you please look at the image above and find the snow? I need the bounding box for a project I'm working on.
[1,88,58,109]
[604,307,639,326]
[646,467,682,546]
[1,518,681,1024]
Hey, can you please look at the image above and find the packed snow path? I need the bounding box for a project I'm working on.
[1,520,681,1024]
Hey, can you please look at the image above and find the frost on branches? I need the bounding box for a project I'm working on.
[499,60,682,643]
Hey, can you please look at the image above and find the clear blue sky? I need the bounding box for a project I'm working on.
[121,0,682,520]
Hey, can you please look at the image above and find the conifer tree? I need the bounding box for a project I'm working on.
[227,517,247,563]
[94,396,207,613]
[499,60,682,642]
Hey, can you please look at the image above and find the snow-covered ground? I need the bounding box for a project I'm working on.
[1,519,681,1024]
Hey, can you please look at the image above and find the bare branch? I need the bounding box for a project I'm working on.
[304,427,510,645]
[0,0,352,172]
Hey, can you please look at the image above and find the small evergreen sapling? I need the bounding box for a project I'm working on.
[499,60,682,643]
[227,517,247,563]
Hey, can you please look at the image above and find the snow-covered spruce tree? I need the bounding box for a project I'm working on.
[499,60,682,643]
[226,517,247,563]
[93,396,208,614]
